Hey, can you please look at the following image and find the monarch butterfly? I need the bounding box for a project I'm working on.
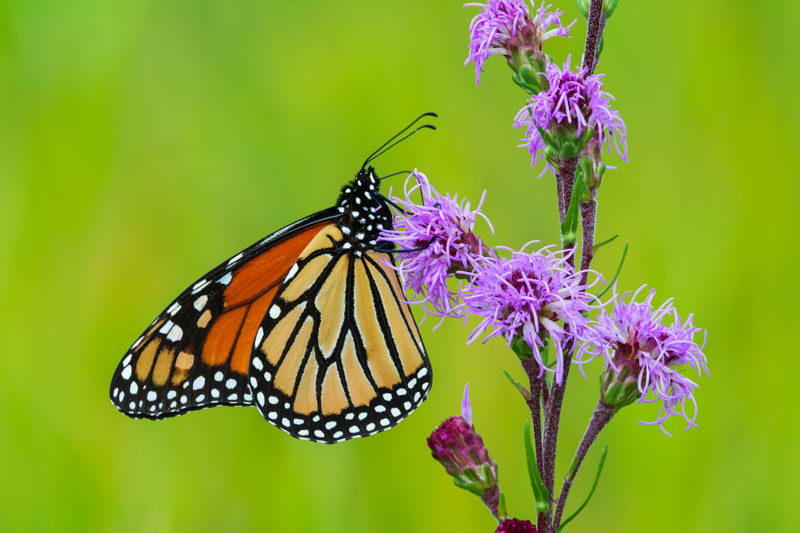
[109,115,436,443]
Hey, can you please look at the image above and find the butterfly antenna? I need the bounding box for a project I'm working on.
[379,170,412,181]
[363,112,438,168]
[375,192,405,213]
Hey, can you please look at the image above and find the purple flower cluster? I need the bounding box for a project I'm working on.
[514,57,627,174]
[462,245,596,385]
[379,171,492,322]
[465,0,573,83]
[581,286,708,434]
[380,174,597,385]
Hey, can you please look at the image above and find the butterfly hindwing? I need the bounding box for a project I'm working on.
[109,210,338,419]
[248,224,432,443]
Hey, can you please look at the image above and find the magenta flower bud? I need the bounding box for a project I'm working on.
[496,518,538,533]
[427,385,500,509]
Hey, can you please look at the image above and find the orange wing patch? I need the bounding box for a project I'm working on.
[110,217,338,420]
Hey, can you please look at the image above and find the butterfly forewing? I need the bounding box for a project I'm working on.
[248,225,431,443]
[109,210,338,419]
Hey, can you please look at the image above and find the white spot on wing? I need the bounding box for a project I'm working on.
[228,253,243,266]
[285,263,299,281]
[194,295,208,311]
[269,305,281,319]
[217,272,232,285]
[192,279,210,294]
[167,324,183,342]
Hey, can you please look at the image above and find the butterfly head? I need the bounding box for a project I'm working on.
[335,166,392,249]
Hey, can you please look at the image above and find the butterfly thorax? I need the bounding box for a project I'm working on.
[335,166,392,250]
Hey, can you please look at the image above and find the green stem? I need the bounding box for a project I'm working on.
[552,400,615,529]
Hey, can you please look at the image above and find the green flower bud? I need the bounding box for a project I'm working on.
[600,360,640,410]
[578,0,620,19]
[579,137,606,190]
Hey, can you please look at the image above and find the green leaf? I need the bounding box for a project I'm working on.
[595,242,628,299]
[591,234,619,255]
[560,175,590,247]
[557,444,609,532]
[523,420,550,514]
[503,370,530,401]
[498,491,508,521]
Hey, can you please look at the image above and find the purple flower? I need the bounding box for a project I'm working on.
[514,57,627,175]
[461,244,597,385]
[496,518,538,533]
[379,170,492,323]
[465,1,574,84]
[581,286,709,435]
[428,384,499,507]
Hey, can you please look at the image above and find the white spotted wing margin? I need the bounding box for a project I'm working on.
[109,208,340,420]
[248,226,432,443]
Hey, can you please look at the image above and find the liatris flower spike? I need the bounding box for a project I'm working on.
[379,170,492,323]
[465,1,575,91]
[514,56,627,175]
[461,244,596,385]
[428,384,502,518]
[582,286,709,435]
[496,518,538,533]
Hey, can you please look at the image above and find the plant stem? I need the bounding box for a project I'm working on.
[482,485,501,523]
[581,0,606,75]
[541,3,609,531]
[579,194,597,284]
[552,400,615,529]
[556,156,578,225]
[540,339,574,527]
[520,358,544,475]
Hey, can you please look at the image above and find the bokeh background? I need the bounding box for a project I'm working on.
[1,1,798,531]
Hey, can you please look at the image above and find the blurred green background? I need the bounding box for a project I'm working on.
[1,1,798,531]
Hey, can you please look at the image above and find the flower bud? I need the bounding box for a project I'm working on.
[427,386,499,501]
[496,518,538,533]
[600,359,640,409]
[578,0,620,19]
[578,137,606,190]
[507,41,550,94]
